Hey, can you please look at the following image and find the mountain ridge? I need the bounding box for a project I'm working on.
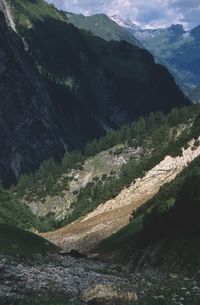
[68,12,200,94]
[111,15,200,93]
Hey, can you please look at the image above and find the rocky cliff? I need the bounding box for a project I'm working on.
[0,10,67,186]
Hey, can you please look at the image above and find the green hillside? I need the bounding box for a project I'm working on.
[66,12,141,47]
[0,224,58,258]
[13,104,200,230]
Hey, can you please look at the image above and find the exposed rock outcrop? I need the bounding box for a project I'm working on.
[26,145,143,220]
[43,139,200,252]
[0,255,137,304]
[0,0,16,31]
[0,11,66,186]
[81,284,138,304]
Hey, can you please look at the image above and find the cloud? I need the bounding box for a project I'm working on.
[46,0,200,29]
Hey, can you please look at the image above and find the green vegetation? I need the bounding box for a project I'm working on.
[0,186,59,232]
[66,12,140,46]
[15,152,83,199]
[98,154,200,272]
[0,223,58,258]
[11,104,200,231]
[59,105,200,227]
[0,187,38,229]
[7,0,66,32]
[3,105,198,235]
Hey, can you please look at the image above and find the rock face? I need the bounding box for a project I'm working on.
[26,145,143,220]
[81,284,138,303]
[0,10,67,186]
[43,139,200,252]
[0,0,16,31]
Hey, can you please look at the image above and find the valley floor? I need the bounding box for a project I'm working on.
[1,254,200,305]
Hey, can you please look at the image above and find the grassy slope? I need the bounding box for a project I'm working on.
[7,0,66,25]
[66,12,140,47]
[0,223,58,258]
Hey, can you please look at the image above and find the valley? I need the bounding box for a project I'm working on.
[0,0,188,186]
[0,1,200,305]
[1,103,199,304]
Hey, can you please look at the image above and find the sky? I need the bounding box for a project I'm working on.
[46,0,200,30]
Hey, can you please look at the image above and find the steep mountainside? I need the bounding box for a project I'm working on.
[65,12,141,47]
[0,10,67,187]
[0,0,188,186]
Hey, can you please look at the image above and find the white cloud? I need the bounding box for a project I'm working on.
[46,0,200,29]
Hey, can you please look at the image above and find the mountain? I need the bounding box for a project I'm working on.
[66,12,200,93]
[0,9,67,187]
[111,15,141,31]
[138,24,200,92]
[112,15,200,93]
[65,12,141,47]
[0,0,188,186]
[1,2,200,305]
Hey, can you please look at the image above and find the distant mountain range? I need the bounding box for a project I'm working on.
[111,15,200,94]
[67,12,200,97]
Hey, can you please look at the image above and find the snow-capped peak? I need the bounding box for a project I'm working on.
[110,15,125,27]
[110,15,140,31]
[123,17,140,30]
